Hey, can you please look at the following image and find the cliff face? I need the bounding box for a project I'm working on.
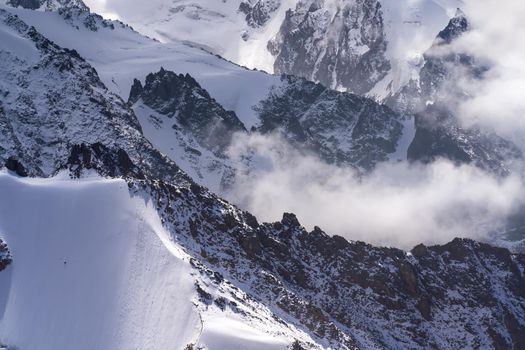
[269,0,390,94]
[254,75,403,171]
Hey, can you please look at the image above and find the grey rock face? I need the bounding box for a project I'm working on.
[255,75,404,171]
[239,0,281,28]
[268,0,390,94]
[129,68,247,155]
[407,106,521,175]
[393,10,478,114]
[58,6,119,32]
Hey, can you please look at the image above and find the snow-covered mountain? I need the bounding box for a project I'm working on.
[0,3,418,190]
[77,0,462,98]
[1,2,525,350]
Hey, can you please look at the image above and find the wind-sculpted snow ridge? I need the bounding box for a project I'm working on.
[1,7,525,350]
[390,10,522,176]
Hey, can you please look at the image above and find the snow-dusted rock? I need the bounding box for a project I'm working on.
[254,75,404,170]
[269,0,390,94]
[0,239,11,271]
[239,0,282,28]
[129,68,247,155]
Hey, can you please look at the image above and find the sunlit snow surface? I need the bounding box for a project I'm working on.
[0,171,201,349]
[0,171,290,350]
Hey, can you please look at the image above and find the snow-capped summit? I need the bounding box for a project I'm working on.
[434,7,468,45]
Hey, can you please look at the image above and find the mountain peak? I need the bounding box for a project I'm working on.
[453,7,467,19]
[437,8,469,44]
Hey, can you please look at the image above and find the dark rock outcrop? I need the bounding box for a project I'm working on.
[407,105,521,174]
[0,239,11,272]
[129,68,247,155]
[239,0,281,28]
[5,157,28,177]
[255,75,404,171]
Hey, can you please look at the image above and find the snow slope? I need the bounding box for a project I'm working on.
[372,0,462,98]
[3,5,279,129]
[133,103,234,193]
[83,0,298,73]
[0,171,201,350]
[0,170,294,350]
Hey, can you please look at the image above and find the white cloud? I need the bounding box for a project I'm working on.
[453,0,525,147]
[226,133,525,249]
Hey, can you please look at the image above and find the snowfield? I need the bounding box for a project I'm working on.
[0,170,201,349]
[0,171,290,350]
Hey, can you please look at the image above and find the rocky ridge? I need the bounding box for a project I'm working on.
[239,0,282,28]
[254,74,404,170]
[129,69,247,155]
